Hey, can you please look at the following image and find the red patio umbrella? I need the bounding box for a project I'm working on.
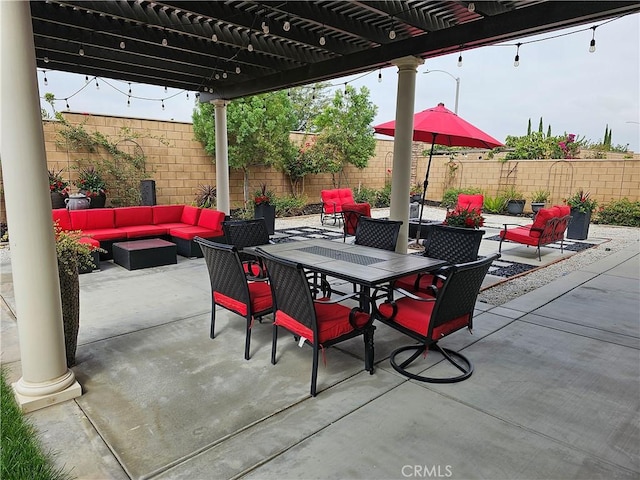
[374,103,503,240]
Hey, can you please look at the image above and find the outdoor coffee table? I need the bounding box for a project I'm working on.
[112,238,177,270]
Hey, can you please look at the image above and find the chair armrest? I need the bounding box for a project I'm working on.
[393,286,438,301]
[313,291,360,304]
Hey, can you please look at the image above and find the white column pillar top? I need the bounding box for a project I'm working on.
[391,56,425,70]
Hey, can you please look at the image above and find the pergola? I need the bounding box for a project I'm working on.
[2,1,639,410]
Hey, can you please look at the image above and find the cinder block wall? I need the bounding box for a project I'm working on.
[1,112,637,224]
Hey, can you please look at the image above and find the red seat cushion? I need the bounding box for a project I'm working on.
[114,206,153,227]
[213,281,272,316]
[321,189,341,214]
[118,225,170,239]
[378,293,470,339]
[79,236,100,248]
[500,226,539,246]
[394,273,442,293]
[81,228,127,241]
[169,226,221,240]
[274,301,369,344]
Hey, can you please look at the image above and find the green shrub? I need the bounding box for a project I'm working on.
[594,198,640,227]
[1,368,71,480]
[353,186,378,205]
[441,187,483,209]
[483,195,507,214]
[273,195,307,216]
[374,183,392,208]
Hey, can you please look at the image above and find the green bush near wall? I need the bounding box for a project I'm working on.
[594,198,640,227]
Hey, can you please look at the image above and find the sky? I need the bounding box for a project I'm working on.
[38,13,640,152]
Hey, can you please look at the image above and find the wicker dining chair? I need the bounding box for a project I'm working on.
[354,217,403,251]
[395,224,486,293]
[256,247,375,397]
[375,253,499,383]
[222,218,271,277]
[195,237,273,360]
[341,202,371,242]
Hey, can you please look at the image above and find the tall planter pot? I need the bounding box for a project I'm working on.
[567,209,591,240]
[51,191,66,209]
[506,199,526,215]
[254,203,276,235]
[58,264,80,367]
[87,191,106,208]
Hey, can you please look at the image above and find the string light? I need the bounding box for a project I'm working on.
[589,26,597,53]
[215,73,220,79]
[186,92,189,99]
[161,99,165,110]
[467,2,475,12]
[235,66,241,74]
[161,38,168,46]
[44,71,48,86]
[44,56,50,63]
[222,72,228,79]
[388,17,396,40]
[211,33,218,42]
[513,43,521,67]
[95,78,100,90]
[85,75,89,83]
[164,86,168,92]
[120,40,126,49]
[262,18,269,34]
[127,96,131,107]
[65,99,70,110]
[78,45,85,56]
[283,18,291,32]
[128,83,132,95]
[319,25,326,46]
[378,69,382,83]
[457,53,463,67]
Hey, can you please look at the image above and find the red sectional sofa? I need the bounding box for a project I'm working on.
[52,205,226,261]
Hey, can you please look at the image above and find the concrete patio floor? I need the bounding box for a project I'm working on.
[0,210,638,480]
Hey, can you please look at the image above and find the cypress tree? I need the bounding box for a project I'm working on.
[538,117,543,134]
[527,118,532,136]
[547,125,551,137]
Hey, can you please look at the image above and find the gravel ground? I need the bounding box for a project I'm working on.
[2,207,638,307]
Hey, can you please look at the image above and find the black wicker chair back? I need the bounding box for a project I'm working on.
[195,237,273,360]
[376,253,499,383]
[424,225,485,264]
[355,217,403,251]
[223,218,271,274]
[257,247,375,396]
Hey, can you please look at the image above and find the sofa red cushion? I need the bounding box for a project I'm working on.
[114,206,153,227]
[152,205,184,224]
[70,209,115,231]
[499,226,540,246]
[181,206,201,225]
[197,209,225,235]
[52,209,72,231]
[80,228,127,241]
[169,226,221,240]
[118,225,170,239]
[78,236,100,248]
[321,188,355,214]
[555,205,571,217]
[530,207,557,238]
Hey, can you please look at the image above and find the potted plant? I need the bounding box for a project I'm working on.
[443,206,485,229]
[253,183,276,235]
[410,183,423,203]
[530,189,550,214]
[54,222,100,367]
[565,189,597,240]
[502,186,526,215]
[75,166,107,208]
[48,168,69,209]
[195,184,217,208]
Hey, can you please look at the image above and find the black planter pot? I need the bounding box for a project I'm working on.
[531,202,546,214]
[51,191,67,209]
[506,199,526,215]
[254,203,276,235]
[567,209,591,240]
[82,191,107,208]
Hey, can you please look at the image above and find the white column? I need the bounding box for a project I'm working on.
[1,1,81,411]
[389,56,424,253]
[212,99,230,215]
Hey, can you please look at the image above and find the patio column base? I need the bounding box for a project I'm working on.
[12,371,82,413]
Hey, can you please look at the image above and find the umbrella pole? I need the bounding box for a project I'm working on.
[414,135,437,246]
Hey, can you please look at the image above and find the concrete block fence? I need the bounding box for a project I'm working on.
[0,112,638,223]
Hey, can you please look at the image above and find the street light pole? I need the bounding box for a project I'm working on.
[423,69,460,114]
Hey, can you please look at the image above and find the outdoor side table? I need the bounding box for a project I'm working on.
[112,238,177,270]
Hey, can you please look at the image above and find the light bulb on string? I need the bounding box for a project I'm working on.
[222,72,228,79]
[120,40,126,49]
[128,82,132,95]
[211,33,218,42]
[78,45,85,56]
[262,20,269,34]
[162,38,168,46]
[247,42,254,52]
[186,92,189,99]
[235,66,241,74]
[44,56,50,63]
[589,26,597,53]
[215,73,220,80]
[319,34,326,46]
[85,75,89,83]
[161,100,165,110]
[457,54,463,67]
[65,99,70,110]
[164,86,168,93]
[127,96,131,107]
[513,43,521,67]
[378,69,382,83]
[388,29,396,40]
[467,2,475,12]
[95,78,100,90]
[283,19,290,32]
[44,72,48,86]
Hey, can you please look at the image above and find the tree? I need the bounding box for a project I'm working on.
[192,91,297,205]
[288,83,331,132]
[547,124,552,138]
[527,118,532,136]
[311,85,377,187]
[538,117,544,134]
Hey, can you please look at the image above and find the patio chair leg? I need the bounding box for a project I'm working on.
[271,325,278,365]
[244,317,252,360]
[311,344,319,397]
[364,326,376,374]
[210,299,216,339]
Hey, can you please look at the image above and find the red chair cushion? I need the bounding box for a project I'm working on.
[378,294,470,339]
[394,273,442,293]
[152,205,184,224]
[530,207,557,237]
[321,190,340,214]
[457,194,484,211]
[114,206,153,227]
[213,281,272,316]
[169,226,221,240]
[274,301,369,344]
[500,226,539,246]
[555,205,570,217]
